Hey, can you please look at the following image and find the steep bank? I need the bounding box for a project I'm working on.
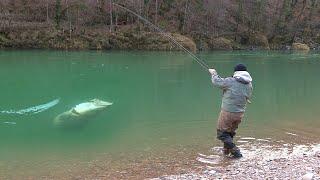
[2,1,320,51]
[0,28,196,52]
[1,28,317,51]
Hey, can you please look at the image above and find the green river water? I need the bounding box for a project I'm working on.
[0,50,319,178]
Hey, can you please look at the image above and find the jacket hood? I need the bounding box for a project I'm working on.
[233,71,252,84]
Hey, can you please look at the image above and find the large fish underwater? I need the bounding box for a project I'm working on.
[0,98,60,115]
[53,99,113,128]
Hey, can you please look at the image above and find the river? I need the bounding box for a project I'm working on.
[0,50,319,179]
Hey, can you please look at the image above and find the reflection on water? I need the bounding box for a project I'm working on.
[0,50,319,178]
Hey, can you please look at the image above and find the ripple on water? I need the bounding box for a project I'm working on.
[285,132,298,136]
[239,137,256,140]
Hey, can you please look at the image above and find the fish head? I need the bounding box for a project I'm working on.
[90,99,113,108]
[73,99,113,115]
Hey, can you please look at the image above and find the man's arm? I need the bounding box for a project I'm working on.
[209,69,231,90]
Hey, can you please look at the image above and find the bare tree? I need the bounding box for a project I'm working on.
[155,0,158,25]
[109,0,113,32]
[46,0,49,23]
[55,0,62,29]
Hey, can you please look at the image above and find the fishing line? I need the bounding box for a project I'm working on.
[113,3,210,71]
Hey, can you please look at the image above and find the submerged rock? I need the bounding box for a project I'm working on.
[53,99,112,128]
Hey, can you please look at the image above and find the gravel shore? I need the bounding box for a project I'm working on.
[153,142,320,180]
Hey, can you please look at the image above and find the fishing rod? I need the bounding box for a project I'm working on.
[113,3,210,71]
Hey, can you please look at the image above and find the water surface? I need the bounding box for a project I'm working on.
[0,50,319,178]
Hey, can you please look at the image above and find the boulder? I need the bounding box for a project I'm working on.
[109,32,197,52]
[292,43,310,51]
[171,33,197,53]
[208,37,233,50]
[248,33,270,50]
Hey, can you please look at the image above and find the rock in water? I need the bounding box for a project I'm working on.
[302,173,314,180]
[53,99,113,128]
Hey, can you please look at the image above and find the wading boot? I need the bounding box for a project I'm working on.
[230,147,242,158]
[223,148,231,155]
[223,144,231,156]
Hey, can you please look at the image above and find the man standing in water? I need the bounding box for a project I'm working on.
[209,64,253,158]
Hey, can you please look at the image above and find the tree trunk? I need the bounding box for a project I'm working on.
[155,0,158,25]
[109,0,113,32]
[139,0,142,32]
[291,0,308,43]
[115,11,118,31]
[55,0,62,29]
[235,0,244,40]
[46,0,49,23]
[65,0,72,39]
[182,0,189,33]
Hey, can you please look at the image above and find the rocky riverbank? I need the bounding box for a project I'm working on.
[0,28,317,52]
[0,28,197,52]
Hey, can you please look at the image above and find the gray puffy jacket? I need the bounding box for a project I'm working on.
[211,71,253,112]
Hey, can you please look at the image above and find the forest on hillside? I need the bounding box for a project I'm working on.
[1,0,320,50]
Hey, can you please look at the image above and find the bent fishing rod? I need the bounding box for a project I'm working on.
[113,3,210,71]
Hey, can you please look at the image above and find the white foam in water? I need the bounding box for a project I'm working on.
[196,153,221,165]
[256,139,270,142]
[0,98,60,115]
[240,137,256,140]
[198,153,207,157]
[210,147,222,153]
[197,153,220,159]
[196,157,220,165]
[237,140,249,143]
[285,132,298,136]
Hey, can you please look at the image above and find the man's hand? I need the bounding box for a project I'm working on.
[209,69,217,76]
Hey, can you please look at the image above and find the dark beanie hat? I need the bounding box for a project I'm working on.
[234,63,247,72]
